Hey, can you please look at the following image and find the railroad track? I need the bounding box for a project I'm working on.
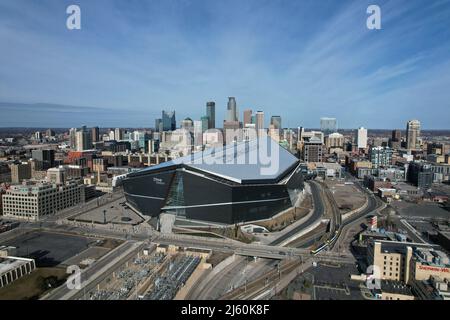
[219,259,303,300]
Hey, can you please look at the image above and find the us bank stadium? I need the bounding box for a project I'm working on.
[122,137,304,224]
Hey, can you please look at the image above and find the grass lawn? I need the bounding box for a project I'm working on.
[0,267,68,300]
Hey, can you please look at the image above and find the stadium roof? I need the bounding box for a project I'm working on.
[130,136,299,184]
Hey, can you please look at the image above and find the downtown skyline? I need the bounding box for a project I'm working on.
[1,0,450,129]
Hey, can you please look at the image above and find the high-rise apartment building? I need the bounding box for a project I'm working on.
[75,128,92,151]
[206,102,216,129]
[406,120,421,150]
[356,127,368,149]
[369,146,393,169]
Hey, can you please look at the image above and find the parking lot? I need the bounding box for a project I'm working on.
[393,202,449,220]
[281,262,364,300]
[310,263,364,300]
[2,230,97,267]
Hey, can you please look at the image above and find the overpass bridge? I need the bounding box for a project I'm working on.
[234,247,355,264]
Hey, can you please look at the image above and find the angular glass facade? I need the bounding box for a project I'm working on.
[122,137,305,224]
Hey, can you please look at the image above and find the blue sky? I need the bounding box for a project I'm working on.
[0,0,450,128]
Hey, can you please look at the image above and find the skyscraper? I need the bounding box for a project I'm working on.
[356,127,368,149]
[155,118,162,132]
[226,97,238,122]
[255,111,265,134]
[243,109,252,126]
[406,120,421,150]
[270,116,282,130]
[201,116,209,133]
[162,110,176,131]
[206,102,215,129]
[320,117,337,135]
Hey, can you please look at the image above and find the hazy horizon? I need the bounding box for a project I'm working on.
[1,101,449,131]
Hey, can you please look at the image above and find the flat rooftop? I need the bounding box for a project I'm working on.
[381,281,413,296]
[0,256,33,275]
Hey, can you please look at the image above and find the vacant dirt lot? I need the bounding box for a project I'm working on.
[324,180,366,214]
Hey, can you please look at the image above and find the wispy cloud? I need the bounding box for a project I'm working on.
[0,0,449,128]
